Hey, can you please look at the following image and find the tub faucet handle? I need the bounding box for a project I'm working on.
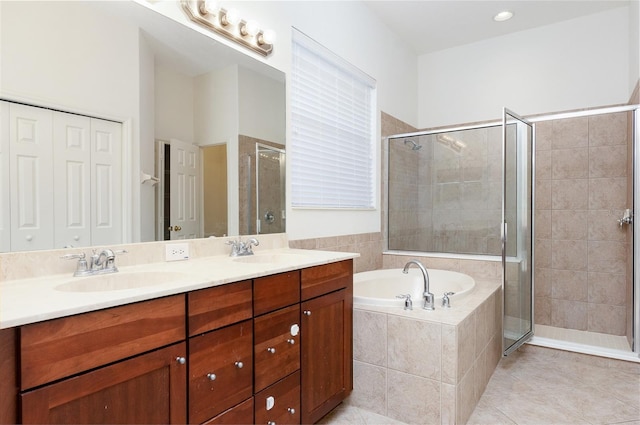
[396,294,413,310]
[442,292,455,308]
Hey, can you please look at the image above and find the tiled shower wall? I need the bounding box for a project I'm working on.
[534,112,630,336]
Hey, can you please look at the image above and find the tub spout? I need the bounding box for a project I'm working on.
[402,260,435,310]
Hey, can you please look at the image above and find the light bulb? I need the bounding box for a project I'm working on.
[200,0,218,15]
[222,8,240,26]
[243,20,260,37]
[259,29,276,45]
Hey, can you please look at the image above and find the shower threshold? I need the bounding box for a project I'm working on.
[529,324,639,363]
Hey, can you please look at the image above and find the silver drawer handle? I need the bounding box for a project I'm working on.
[235,361,244,369]
[288,407,296,414]
[207,373,216,381]
[287,338,295,345]
[303,310,311,316]
[267,347,276,354]
[267,422,276,425]
[176,357,186,365]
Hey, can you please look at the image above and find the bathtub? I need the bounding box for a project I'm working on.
[353,268,475,307]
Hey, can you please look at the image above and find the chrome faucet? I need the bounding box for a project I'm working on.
[226,237,260,257]
[402,260,435,310]
[62,248,127,277]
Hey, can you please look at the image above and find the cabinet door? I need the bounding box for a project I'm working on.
[202,398,254,425]
[21,342,187,424]
[301,289,353,424]
[255,370,300,425]
[8,103,53,251]
[254,304,300,392]
[53,111,91,248]
[189,320,253,424]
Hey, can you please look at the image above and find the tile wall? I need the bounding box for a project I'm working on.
[534,112,630,335]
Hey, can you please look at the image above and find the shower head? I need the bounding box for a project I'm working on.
[404,139,422,151]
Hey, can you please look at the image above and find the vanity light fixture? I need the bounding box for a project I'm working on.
[493,10,514,22]
[181,0,274,56]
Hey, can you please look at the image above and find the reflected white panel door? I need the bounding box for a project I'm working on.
[9,103,54,251]
[169,139,199,240]
[0,102,10,252]
[90,118,122,246]
[53,112,91,248]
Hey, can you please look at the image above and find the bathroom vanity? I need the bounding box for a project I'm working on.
[0,247,354,425]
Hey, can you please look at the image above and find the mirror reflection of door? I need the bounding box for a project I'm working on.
[256,144,286,235]
[201,145,228,238]
[156,139,199,240]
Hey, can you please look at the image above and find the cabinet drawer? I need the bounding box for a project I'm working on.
[301,259,352,301]
[254,305,300,392]
[188,280,252,336]
[202,398,253,425]
[255,370,300,425]
[253,271,300,316]
[20,295,185,390]
[189,320,253,424]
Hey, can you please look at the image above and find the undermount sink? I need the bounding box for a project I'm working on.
[55,271,191,292]
[232,253,306,264]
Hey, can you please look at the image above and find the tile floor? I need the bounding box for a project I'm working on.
[322,345,640,425]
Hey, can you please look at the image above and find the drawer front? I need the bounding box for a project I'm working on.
[255,370,300,425]
[189,320,253,424]
[254,305,301,392]
[253,271,300,316]
[301,260,352,301]
[202,398,254,425]
[20,295,185,390]
[188,280,252,336]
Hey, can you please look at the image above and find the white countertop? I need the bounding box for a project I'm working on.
[0,248,358,329]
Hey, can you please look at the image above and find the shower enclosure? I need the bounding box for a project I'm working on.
[387,104,639,359]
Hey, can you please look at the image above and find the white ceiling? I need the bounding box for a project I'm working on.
[364,0,630,55]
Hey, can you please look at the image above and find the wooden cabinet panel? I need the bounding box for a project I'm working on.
[253,270,300,316]
[254,304,300,392]
[21,342,187,424]
[301,288,353,424]
[255,371,300,425]
[189,320,253,424]
[202,398,254,425]
[188,280,252,336]
[301,260,352,301]
[20,295,185,390]
[0,328,18,425]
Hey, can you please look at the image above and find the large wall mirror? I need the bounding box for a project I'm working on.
[0,1,286,252]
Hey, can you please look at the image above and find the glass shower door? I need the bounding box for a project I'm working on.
[502,108,534,356]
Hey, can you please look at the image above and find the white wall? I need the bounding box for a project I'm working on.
[148,1,418,240]
[238,67,286,145]
[631,0,640,95]
[154,65,195,144]
[417,7,631,128]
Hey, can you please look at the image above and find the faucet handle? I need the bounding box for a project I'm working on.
[61,252,86,261]
[61,252,91,276]
[442,292,455,308]
[396,294,413,310]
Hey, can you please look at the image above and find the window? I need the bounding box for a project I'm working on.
[291,28,376,209]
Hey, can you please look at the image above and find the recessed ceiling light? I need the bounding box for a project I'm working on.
[494,11,514,22]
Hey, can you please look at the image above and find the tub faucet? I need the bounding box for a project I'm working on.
[402,260,435,310]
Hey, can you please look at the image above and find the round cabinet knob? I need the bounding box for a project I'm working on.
[207,373,217,381]
[287,339,295,345]
[267,347,276,354]
[167,226,173,231]
[303,310,311,316]
[25,235,33,241]
[235,361,244,369]
[287,407,296,415]
[267,422,276,425]
[175,357,186,365]
[73,235,80,241]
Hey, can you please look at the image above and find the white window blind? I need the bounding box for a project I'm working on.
[291,29,376,209]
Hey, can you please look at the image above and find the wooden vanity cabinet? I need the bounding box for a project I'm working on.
[0,328,18,425]
[21,342,187,424]
[300,260,353,424]
[187,282,254,425]
[18,295,187,424]
[255,370,301,425]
